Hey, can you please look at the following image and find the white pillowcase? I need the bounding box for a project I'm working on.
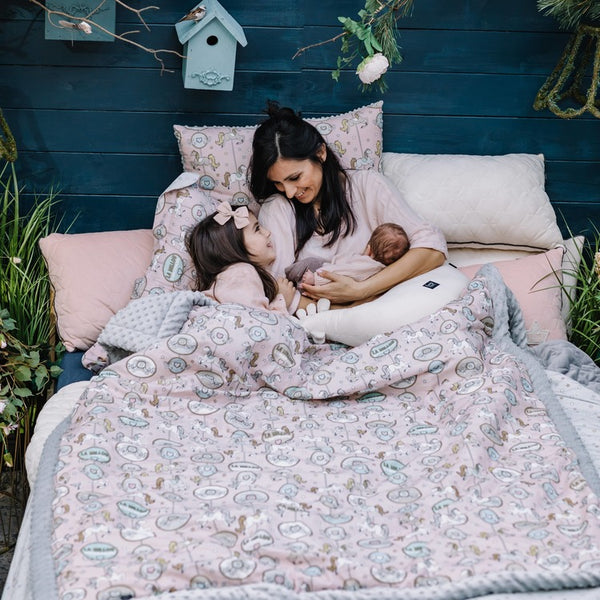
[299,265,469,347]
[380,153,564,251]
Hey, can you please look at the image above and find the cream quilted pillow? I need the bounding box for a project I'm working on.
[381,153,564,251]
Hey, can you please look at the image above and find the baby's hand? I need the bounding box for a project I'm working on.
[276,277,297,306]
[300,269,316,287]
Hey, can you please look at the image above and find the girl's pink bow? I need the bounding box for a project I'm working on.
[213,203,250,229]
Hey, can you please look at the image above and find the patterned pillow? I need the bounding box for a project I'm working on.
[134,104,384,297]
[173,102,383,206]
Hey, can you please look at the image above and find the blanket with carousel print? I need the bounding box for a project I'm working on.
[31,266,600,600]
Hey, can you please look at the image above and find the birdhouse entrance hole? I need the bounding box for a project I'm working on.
[207,35,219,46]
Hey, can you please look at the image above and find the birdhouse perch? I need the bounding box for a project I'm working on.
[176,0,247,91]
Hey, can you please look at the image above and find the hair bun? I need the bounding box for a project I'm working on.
[265,100,301,121]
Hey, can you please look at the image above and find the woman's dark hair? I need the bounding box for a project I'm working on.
[186,207,278,301]
[248,100,356,254]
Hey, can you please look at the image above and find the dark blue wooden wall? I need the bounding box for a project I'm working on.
[1,0,598,236]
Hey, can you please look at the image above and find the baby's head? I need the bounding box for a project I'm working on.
[367,223,410,265]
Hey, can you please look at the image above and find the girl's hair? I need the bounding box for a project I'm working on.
[248,100,356,255]
[185,207,278,301]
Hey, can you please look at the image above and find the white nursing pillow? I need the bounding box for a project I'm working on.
[299,264,470,346]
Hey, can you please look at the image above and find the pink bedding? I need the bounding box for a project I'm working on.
[32,269,600,600]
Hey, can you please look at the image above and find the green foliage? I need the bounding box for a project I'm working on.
[0,310,62,467]
[332,0,414,92]
[0,161,59,347]
[0,112,64,469]
[564,228,600,365]
[0,108,17,163]
[537,0,600,29]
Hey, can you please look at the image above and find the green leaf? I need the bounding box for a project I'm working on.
[29,349,41,367]
[370,34,383,52]
[13,387,32,398]
[355,25,368,41]
[3,452,13,468]
[14,365,32,382]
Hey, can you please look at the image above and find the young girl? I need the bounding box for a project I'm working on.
[186,201,300,314]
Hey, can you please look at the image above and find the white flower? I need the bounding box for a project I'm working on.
[10,256,21,264]
[356,53,390,84]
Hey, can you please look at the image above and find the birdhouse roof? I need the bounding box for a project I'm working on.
[176,0,247,46]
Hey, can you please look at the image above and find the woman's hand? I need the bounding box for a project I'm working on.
[276,277,297,306]
[300,248,446,305]
[300,271,369,305]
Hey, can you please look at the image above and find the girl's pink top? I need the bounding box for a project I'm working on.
[203,262,291,314]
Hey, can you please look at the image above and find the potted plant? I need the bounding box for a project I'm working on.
[566,229,600,365]
[0,109,63,551]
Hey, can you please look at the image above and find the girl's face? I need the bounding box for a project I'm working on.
[243,212,276,268]
[266,145,326,206]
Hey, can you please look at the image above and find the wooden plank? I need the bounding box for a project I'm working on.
[52,194,157,233]
[3,24,568,76]
[0,65,558,118]
[380,115,600,162]
[545,161,600,206]
[0,67,303,112]
[552,202,600,238]
[0,0,302,27]
[3,109,263,154]
[0,21,302,71]
[13,149,598,230]
[300,28,571,75]
[300,70,595,120]
[8,110,600,167]
[14,151,182,198]
[310,0,562,31]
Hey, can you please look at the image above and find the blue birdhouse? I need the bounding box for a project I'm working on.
[175,0,247,91]
[44,0,115,42]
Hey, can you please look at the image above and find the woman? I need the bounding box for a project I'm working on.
[248,101,447,306]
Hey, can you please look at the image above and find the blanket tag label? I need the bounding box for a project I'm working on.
[423,280,440,289]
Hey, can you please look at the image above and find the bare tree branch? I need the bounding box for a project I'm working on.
[28,0,183,74]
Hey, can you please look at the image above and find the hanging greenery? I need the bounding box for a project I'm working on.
[537,0,600,29]
[294,0,415,92]
[534,1,600,118]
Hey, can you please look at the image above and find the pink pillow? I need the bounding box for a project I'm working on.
[173,102,383,206]
[40,230,154,351]
[135,104,384,297]
[459,247,567,345]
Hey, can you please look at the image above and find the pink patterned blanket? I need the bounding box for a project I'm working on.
[31,269,600,600]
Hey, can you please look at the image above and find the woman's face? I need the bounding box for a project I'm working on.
[266,146,326,206]
[242,212,276,268]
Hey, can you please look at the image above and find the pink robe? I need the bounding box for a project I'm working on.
[203,262,294,314]
[258,169,448,279]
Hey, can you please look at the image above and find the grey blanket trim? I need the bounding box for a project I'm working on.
[97,290,216,362]
[29,414,72,600]
[29,266,600,600]
[479,264,600,498]
[131,571,600,600]
[530,339,600,395]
